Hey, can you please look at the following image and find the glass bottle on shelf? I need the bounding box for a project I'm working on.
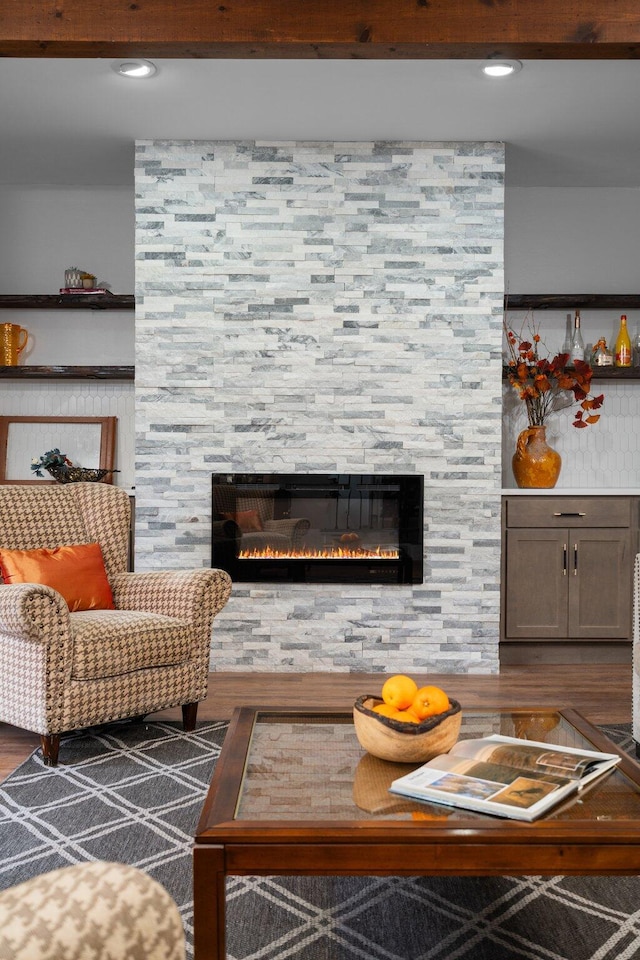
[614,314,632,367]
[633,325,640,370]
[569,309,585,365]
[561,314,573,357]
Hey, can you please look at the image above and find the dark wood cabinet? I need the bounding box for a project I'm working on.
[505,526,632,639]
[504,528,567,638]
[502,496,637,655]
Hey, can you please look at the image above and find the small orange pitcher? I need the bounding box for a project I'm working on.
[0,323,29,365]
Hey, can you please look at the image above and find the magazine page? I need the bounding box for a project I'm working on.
[392,754,570,815]
[389,736,620,821]
[448,735,619,781]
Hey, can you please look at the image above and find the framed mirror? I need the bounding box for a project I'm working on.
[0,416,117,484]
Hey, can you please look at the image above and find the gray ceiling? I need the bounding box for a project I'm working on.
[1,58,639,188]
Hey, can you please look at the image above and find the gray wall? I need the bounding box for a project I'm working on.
[505,188,640,293]
[0,185,134,293]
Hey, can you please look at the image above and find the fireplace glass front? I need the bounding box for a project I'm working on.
[211,474,423,584]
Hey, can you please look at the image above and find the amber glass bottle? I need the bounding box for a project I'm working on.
[615,315,632,367]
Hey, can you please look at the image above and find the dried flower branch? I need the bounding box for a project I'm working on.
[503,314,604,429]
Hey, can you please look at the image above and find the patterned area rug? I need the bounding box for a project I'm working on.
[1,720,638,960]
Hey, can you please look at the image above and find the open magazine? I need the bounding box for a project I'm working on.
[388,734,620,821]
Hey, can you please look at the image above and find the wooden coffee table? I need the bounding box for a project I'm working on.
[194,706,640,960]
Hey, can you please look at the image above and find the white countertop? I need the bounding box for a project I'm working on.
[501,488,640,496]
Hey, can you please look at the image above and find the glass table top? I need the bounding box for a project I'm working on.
[233,709,640,824]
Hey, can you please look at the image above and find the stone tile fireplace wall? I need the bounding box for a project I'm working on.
[134,141,505,673]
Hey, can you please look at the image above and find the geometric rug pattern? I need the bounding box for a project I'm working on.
[1,719,639,960]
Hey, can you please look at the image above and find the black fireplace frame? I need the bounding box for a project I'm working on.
[211,473,424,584]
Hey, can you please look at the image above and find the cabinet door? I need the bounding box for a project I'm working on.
[504,529,568,638]
[568,529,632,639]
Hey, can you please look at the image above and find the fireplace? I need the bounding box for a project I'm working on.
[211,474,423,584]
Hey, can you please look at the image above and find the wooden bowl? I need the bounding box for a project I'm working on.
[353,694,462,763]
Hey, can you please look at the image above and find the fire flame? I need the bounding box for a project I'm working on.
[238,545,400,560]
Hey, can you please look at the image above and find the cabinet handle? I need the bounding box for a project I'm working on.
[574,543,578,576]
[563,543,567,576]
[553,512,586,517]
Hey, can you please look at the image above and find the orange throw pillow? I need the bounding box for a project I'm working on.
[0,543,115,612]
[222,509,263,533]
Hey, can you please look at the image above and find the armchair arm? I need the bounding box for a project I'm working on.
[110,568,232,621]
[0,582,71,642]
[0,584,73,733]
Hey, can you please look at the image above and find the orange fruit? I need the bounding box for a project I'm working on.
[394,709,421,724]
[372,703,401,718]
[410,685,450,720]
[381,674,418,710]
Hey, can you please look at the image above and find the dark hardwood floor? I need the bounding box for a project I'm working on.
[0,664,632,782]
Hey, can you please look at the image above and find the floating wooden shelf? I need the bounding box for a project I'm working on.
[505,295,640,311]
[590,367,640,380]
[503,365,640,382]
[0,365,134,380]
[0,294,134,310]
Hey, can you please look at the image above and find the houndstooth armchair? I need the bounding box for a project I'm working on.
[0,483,232,766]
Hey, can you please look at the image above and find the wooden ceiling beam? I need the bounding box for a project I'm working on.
[2,0,640,59]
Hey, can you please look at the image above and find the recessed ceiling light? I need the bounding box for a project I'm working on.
[111,59,157,79]
[481,59,523,78]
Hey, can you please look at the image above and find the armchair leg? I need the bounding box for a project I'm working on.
[40,734,61,767]
[182,702,198,731]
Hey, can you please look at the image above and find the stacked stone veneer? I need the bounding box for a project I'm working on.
[134,140,505,673]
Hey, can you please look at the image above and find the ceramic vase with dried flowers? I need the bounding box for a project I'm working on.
[504,316,605,488]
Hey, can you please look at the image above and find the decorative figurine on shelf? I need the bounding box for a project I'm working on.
[64,267,82,289]
[592,337,614,367]
[60,268,110,295]
[31,449,119,484]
